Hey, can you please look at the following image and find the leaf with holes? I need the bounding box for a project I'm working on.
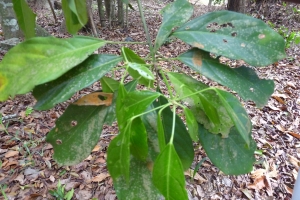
[154,0,193,52]
[46,104,108,165]
[152,143,188,200]
[178,49,275,108]
[198,124,256,175]
[33,54,121,110]
[173,10,286,66]
[0,36,105,101]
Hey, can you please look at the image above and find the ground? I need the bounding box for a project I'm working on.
[0,0,300,199]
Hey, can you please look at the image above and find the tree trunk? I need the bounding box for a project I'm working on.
[0,0,23,39]
[117,0,124,26]
[97,0,105,27]
[227,0,247,13]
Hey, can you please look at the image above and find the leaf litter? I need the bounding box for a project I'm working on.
[0,0,300,199]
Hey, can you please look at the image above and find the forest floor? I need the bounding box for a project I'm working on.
[0,0,300,199]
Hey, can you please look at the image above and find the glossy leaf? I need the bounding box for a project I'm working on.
[100,77,120,93]
[107,85,130,181]
[198,124,256,175]
[152,143,188,200]
[130,117,148,161]
[62,0,87,34]
[168,72,234,137]
[33,54,121,110]
[12,0,36,39]
[0,36,105,101]
[173,10,286,66]
[121,47,154,87]
[104,80,138,125]
[46,104,108,165]
[183,107,198,141]
[114,157,161,199]
[178,49,275,107]
[155,95,194,170]
[154,0,193,52]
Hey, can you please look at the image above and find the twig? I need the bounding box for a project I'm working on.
[47,0,57,23]
[1,114,19,122]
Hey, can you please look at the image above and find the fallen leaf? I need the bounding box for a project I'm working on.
[91,173,109,182]
[5,150,19,158]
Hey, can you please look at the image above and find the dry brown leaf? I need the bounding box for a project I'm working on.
[248,175,266,190]
[73,92,113,106]
[92,144,102,152]
[5,150,19,158]
[184,169,207,184]
[91,173,109,182]
[288,155,300,169]
[287,131,300,139]
[271,95,285,104]
[284,184,293,195]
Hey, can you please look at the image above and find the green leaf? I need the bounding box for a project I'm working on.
[183,107,198,141]
[114,157,161,200]
[130,117,148,161]
[214,89,252,146]
[62,0,87,34]
[0,36,105,101]
[33,54,121,110]
[155,95,194,170]
[100,77,120,93]
[152,143,188,200]
[104,80,138,125]
[107,85,130,181]
[45,104,107,165]
[198,124,256,175]
[173,10,286,66]
[12,0,36,39]
[154,0,193,52]
[121,47,154,87]
[168,72,234,137]
[177,49,275,107]
[142,105,161,161]
[128,63,154,81]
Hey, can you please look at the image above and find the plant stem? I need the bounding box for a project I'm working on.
[170,105,177,144]
[136,0,153,55]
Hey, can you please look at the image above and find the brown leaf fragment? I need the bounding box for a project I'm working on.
[5,150,19,158]
[287,132,300,139]
[73,92,113,106]
[284,184,293,195]
[272,96,285,104]
[288,155,300,169]
[91,173,109,182]
[248,175,266,190]
[192,51,203,67]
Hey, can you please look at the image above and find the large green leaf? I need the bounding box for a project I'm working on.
[0,36,105,101]
[152,143,188,200]
[198,124,256,175]
[121,47,154,87]
[12,0,36,39]
[33,54,121,110]
[173,10,286,66]
[177,49,275,107]
[168,72,234,137]
[107,85,130,181]
[114,157,161,200]
[46,104,107,165]
[130,117,148,161]
[154,0,193,52]
[155,95,194,170]
[62,0,87,34]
